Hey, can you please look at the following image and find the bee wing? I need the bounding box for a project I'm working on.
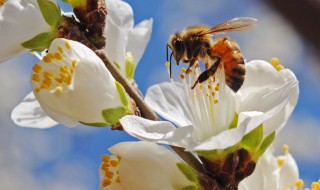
[198,17,257,36]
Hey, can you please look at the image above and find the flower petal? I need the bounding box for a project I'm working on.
[109,141,195,190]
[279,153,299,189]
[0,0,52,63]
[104,16,126,72]
[186,80,298,151]
[11,91,58,128]
[126,18,153,65]
[120,115,194,148]
[105,0,134,29]
[145,82,192,127]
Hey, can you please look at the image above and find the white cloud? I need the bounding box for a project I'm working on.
[274,115,320,162]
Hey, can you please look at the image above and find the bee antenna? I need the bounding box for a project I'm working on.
[169,52,173,78]
[166,43,169,62]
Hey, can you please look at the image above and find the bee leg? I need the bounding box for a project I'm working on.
[186,47,201,73]
[186,59,197,74]
[191,57,221,89]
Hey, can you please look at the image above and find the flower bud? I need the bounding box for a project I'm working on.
[30,38,132,127]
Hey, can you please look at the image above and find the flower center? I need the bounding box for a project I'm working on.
[0,0,6,7]
[167,62,235,141]
[100,154,121,188]
[32,41,78,95]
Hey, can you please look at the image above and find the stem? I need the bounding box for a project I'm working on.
[95,49,204,173]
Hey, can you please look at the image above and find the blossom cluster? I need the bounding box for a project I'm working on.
[0,0,314,189]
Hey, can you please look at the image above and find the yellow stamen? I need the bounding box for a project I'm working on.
[43,78,52,86]
[296,179,304,188]
[110,160,119,167]
[181,68,186,73]
[282,144,289,154]
[102,179,111,187]
[57,45,64,54]
[116,155,122,161]
[54,86,63,96]
[276,65,284,71]
[215,85,219,91]
[55,78,63,84]
[180,74,185,80]
[60,73,69,81]
[72,60,78,68]
[105,171,114,179]
[277,157,285,167]
[43,71,53,79]
[32,74,40,82]
[214,99,218,104]
[40,83,49,89]
[32,64,42,73]
[165,61,170,67]
[271,58,280,67]
[54,52,63,60]
[312,182,320,190]
[195,63,200,68]
[43,55,52,63]
[65,41,71,50]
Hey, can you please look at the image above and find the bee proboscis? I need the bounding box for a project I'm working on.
[167,17,257,92]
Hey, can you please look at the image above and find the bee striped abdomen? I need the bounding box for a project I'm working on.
[212,38,245,92]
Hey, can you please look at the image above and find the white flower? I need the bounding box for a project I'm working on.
[12,38,132,128]
[239,145,299,190]
[0,0,58,63]
[100,141,199,190]
[120,60,299,152]
[104,0,153,79]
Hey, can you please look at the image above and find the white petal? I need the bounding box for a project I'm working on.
[0,0,51,63]
[11,91,58,128]
[104,16,126,73]
[187,81,297,151]
[110,141,194,190]
[120,115,194,148]
[279,153,299,189]
[105,0,134,28]
[145,82,192,127]
[126,18,153,65]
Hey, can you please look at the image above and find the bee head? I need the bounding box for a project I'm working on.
[168,33,185,65]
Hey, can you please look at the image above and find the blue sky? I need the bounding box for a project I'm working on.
[0,0,319,189]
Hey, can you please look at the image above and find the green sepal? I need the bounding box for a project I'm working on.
[37,0,63,28]
[176,162,199,183]
[229,112,238,129]
[79,121,108,127]
[180,186,198,190]
[195,144,238,160]
[102,106,128,126]
[115,81,129,108]
[240,124,263,153]
[62,0,86,8]
[113,61,121,70]
[254,131,275,160]
[21,32,57,51]
[125,52,136,80]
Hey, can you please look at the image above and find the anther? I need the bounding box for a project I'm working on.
[110,160,119,167]
[276,65,284,71]
[214,99,218,104]
[32,64,42,73]
[296,179,304,188]
[57,45,64,54]
[72,60,78,68]
[43,71,53,79]
[277,157,285,167]
[282,144,289,154]
[43,55,52,63]
[102,179,111,187]
[54,86,63,96]
[186,69,192,75]
[180,74,185,80]
[165,61,170,67]
[311,182,320,190]
[32,74,40,82]
[54,52,63,60]
[271,58,280,67]
[181,68,186,73]
[65,41,71,50]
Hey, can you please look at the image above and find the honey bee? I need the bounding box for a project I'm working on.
[167,17,257,92]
